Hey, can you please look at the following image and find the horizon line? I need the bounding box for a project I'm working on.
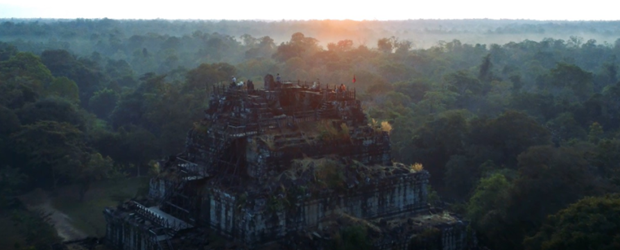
[1,17,620,22]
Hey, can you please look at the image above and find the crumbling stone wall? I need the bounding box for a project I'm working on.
[198,170,430,246]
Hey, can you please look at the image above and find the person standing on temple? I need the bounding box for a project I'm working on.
[276,73,281,83]
[248,79,254,91]
[229,76,237,89]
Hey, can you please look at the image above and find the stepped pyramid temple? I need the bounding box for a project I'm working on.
[103,74,473,250]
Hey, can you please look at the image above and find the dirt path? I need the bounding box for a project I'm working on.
[19,189,88,241]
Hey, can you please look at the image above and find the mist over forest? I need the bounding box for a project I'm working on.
[2,18,620,51]
[2,18,620,250]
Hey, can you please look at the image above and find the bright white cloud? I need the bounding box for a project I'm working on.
[0,0,617,20]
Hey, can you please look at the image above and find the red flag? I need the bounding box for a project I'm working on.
[352,75,356,83]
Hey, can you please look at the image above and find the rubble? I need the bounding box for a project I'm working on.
[103,74,475,250]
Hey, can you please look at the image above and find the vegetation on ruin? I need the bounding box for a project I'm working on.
[330,225,372,250]
[409,228,442,250]
[2,19,620,249]
[317,121,352,142]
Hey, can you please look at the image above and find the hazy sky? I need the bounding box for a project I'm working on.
[0,0,616,21]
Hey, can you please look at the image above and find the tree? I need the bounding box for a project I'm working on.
[109,73,168,130]
[466,173,511,247]
[272,32,320,62]
[0,165,27,208]
[327,39,353,52]
[40,49,76,77]
[330,225,371,250]
[377,37,396,54]
[41,49,106,105]
[590,139,620,183]
[47,76,80,103]
[470,111,551,168]
[10,210,62,249]
[88,88,119,119]
[444,70,483,109]
[91,125,159,176]
[588,122,604,144]
[408,110,469,187]
[524,194,620,250]
[478,53,492,81]
[11,121,84,189]
[504,146,602,249]
[66,152,114,201]
[547,63,593,101]
[185,62,236,92]
[0,52,53,85]
[0,105,20,167]
[415,90,457,115]
[0,105,20,135]
[545,112,587,145]
[444,155,476,199]
[244,36,276,59]
[0,41,17,61]
[18,97,86,131]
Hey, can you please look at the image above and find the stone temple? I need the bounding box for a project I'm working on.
[103,74,474,250]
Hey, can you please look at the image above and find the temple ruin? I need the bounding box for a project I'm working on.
[103,74,473,250]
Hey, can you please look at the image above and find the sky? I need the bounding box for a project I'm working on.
[0,0,617,21]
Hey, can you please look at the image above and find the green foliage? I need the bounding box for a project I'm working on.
[415,89,458,115]
[0,52,53,85]
[408,227,442,250]
[466,173,513,248]
[0,79,42,109]
[40,49,77,77]
[0,41,17,61]
[0,166,27,208]
[314,158,346,191]
[0,105,20,135]
[317,121,351,142]
[470,111,551,167]
[331,225,371,250]
[9,210,62,249]
[427,185,441,205]
[588,122,604,143]
[11,121,84,189]
[377,37,397,54]
[498,146,603,249]
[546,112,587,145]
[590,139,620,185]
[273,32,320,62]
[18,97,86,130]
[547,63,593,101]
[185,62,236,92]
[524,194,620,250]
[91,125,159,173]
[66,152,115,200]
[47,76,80,103]
[444,155,477,199]
[467,173,511,229]
[40,49,106,105]
[88,88,119,119]
[407,110,469,186]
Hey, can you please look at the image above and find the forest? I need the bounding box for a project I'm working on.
[2,18,620,250]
